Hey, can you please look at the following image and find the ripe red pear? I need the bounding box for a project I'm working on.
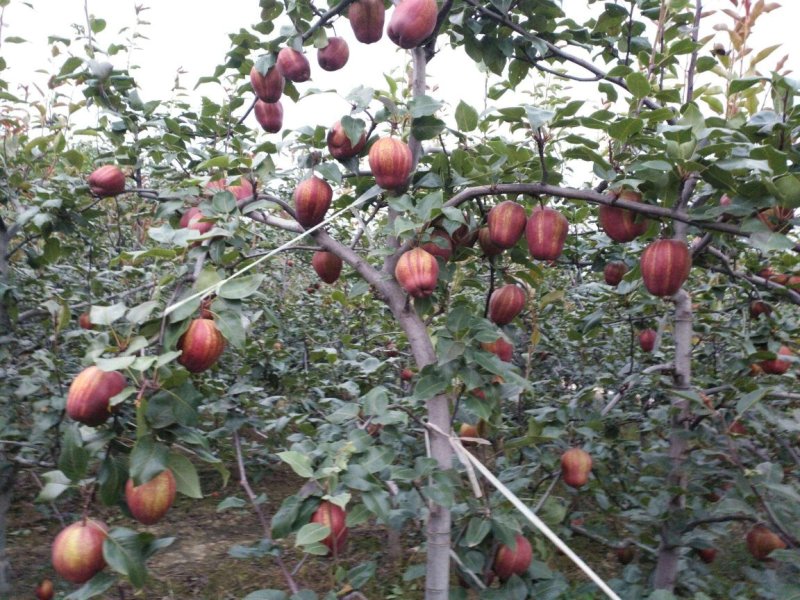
[697,548,717,564]
[759,345,792,375]
[400,368,414,381]
[368,137,413,191]
[526,206,569,261]
[395,247,439,298]
[180,207,214,234]
[88,165,126,197]
[250,65,284,103]
[51,519,108,584]
[327,121,367,161]
[561,448,592,488]
[478,227,504,256]
[481,337,513,362]
[487,201,526,249]
[599,190,649,242]
[228,179,255,204]
[125,469,177,525]
[348,0,385,44]
[387,0,438,49]
[452,224,478,248]
[66,366,126,426]
[616,545,635,565]
[488,284,526,326]
[746,525,786,560]
[749,300,772,318]
[254,100,283,133]
[78,311,93,330]
[603,262,628,286]
[312,251,343,284]
[36,578,54,600]
[420,229,453,261]
[640,239,691,297]
[276,47,311,82]
[177,318,226,373]
[493,534,532,581]
[317,37,349,71]
[310,501,348,553]
[294,177,333,228]
[639,329,656,353]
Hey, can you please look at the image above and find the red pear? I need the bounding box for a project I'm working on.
[488,285,526,326]
[478,227,504,256]
[420,229,453,261]
[36,578,54,600]
[51,519,108,584]
[66,366,126,426]
[310,501,348,554]
[400,368,414,381]
[493,534,532,581]
[317,37,349,71]
[78,311,93,330]
[759,345,792,375]
[125,469,177,525]
[452,224,478,248]
[312,251,343,284]
[178,318,226,373]
[599,190,649,242]
[603,262,628,286]
[746,525,786,560]
[640,239,691,297]
[250,65,284,103]
[487,201,526,249]
[481,337,513,362]
[368,137,413,191]
[526,206,569,261]
[294,177,333,228]
[180,207,214,234]
[349,0,385,44]
[276,47,311,82]
[749,300,772,318]
[387,0,438,49]
[561,448,592,488]
[697,548,717,564]
[229,179,255,204]
[639,329,656,353]
[327,121,367,161]
[254,100,283,133]
[616,545,635,565]
[88,165,126,197]
[395,247,439,298]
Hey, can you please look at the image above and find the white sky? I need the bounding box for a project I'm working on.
[2,1,799,133]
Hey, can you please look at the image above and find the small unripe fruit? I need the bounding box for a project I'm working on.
[51,519,108,584]
[561,448,592,488]
[317,37,349,71]
[66,366,126,426]
[294,177,333,228]
[177,318,226,373]
[35,578,54,600]
[125,469,177,525]
[310,501,348,553]
[487,201,526,249]
[312,251,343,284]
[387,0,438,49]
[395,247,439,298]
[250,65,284,103]
[368,137,413,191]
[276,47,311,82]
[639,329,656,353]
[88,165,126,197]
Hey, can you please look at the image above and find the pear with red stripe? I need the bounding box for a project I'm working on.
[369,137,413,191]
[125,469,177,525]
[640,239,691,297]
[51,519,108,584]
[178,318,226,373]
[395,247,439,298]
[481,336,514,362]
[487,201,526,249]
[603,262,627,286]
[66,366,127,426]
[312,251,343,284]
[478,227,504,256]
[526,206,568,261]
[420,229,453,261]
[88,165,126,197]
[294,177,333,228]
[250,64,284,103]
[493,534,533,581]
[599,189,649,242]
[488,285,526,326]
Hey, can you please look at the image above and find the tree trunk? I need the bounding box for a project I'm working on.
[652,288,692,590]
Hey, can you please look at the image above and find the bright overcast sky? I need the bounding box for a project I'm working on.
[2,0,799,133]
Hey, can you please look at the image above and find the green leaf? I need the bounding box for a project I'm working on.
[408,95,442,118]
[218,274,265,300]
[608,117,643,141]
[36,470,71,503]
[295,522,330,546]
[98,455,128,506]
[625,72,651,98]
[411,116,446,141]
[166,453,203,498]
[340,115,366,147]
[90,303,127,326]
[95,356,136,372]
[277,451,314,478]
[215,308,246,350]
[243,592,289,600]
[729,77,764,94]
[455,101,479,132]
[59,426,89,482]
[64,572,116,600]
[464,517,491,547]
[524,105,554,130]
[103,528,150,588]
[736,388,769,417]
[129,436,169,486]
